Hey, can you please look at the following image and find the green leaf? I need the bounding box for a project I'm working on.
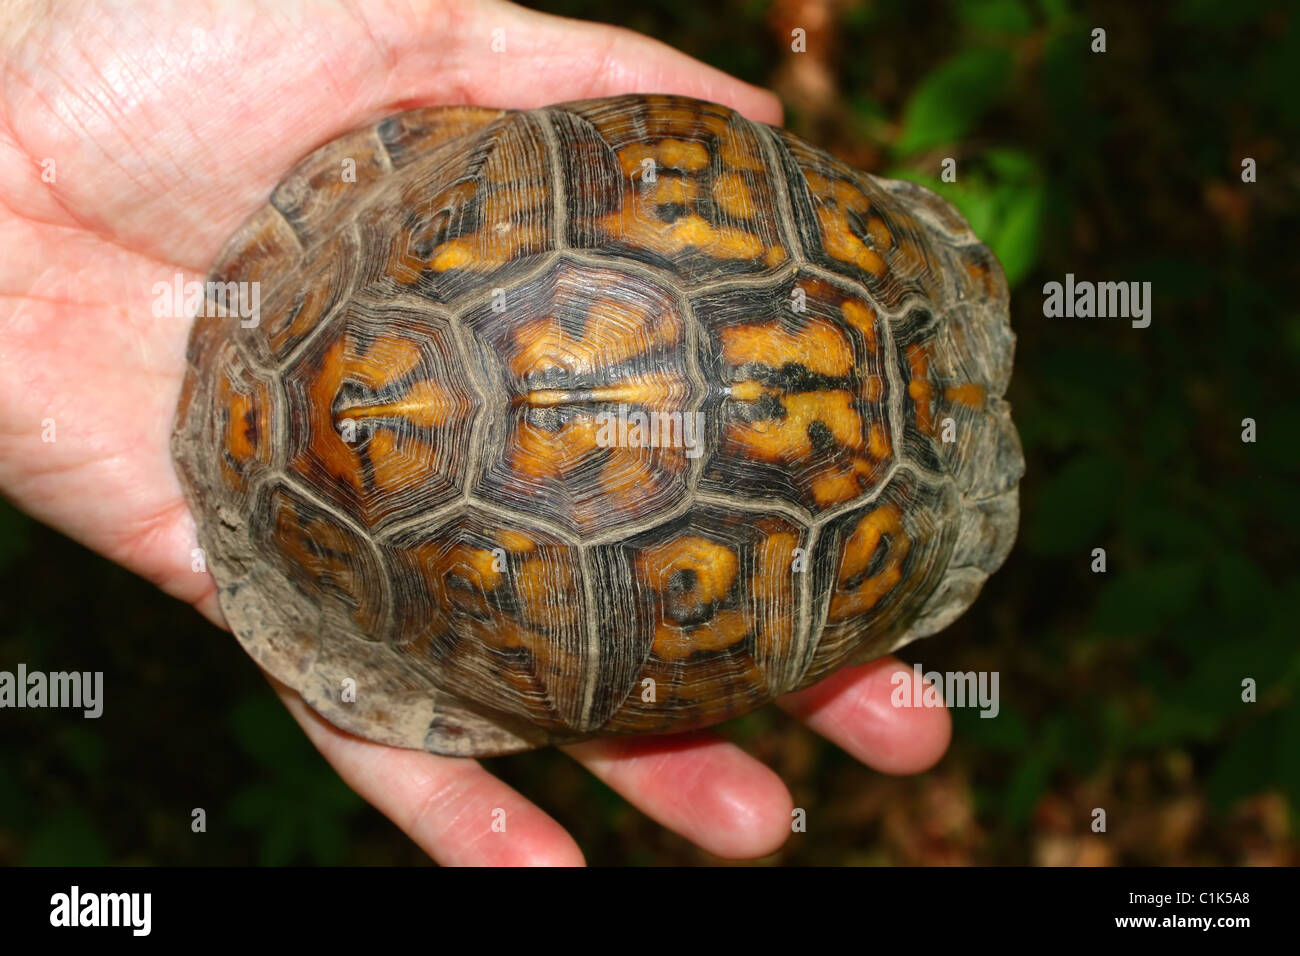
[988,182,1045,286]
[22,808,110,866]
[1092,561,1203,636]
[1023,454,1120,556]
[56,726,106,776]
[1003,751,1051,824]
[895,49,1014,154]
[957,0,1034,35]
[983,146,1038,181]
[1207,712,1278,810]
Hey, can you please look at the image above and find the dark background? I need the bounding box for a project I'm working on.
[2,0,1297,865]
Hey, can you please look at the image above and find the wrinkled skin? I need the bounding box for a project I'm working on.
[0,0,950,864]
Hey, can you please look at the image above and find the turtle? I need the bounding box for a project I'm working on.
[172,93,1024,757]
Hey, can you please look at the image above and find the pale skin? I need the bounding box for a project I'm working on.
[0,0,951,864]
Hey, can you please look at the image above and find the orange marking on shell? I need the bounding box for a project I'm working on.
[224,388,257,464]
[718,130,766,171]
[303,337,363,494]
[867,422,891,460]
[816,207,887,276]
[651,609,751,661]
[752,528,798,616]
[513,553,581,630]
[866,215,893,251]
[726,390,862,463]
[829,503,911,621]
[639,535,739,605]
[364,430,414,493]
[608,208,765,260]
[945,383,987,407]
[402,536,581,680]
[509,297,676,379]
[642,175,696,205]
[906,343,935,435]
[217,369,273,493]
[338,379,464,428]
[444,542,505,594]
[302,333,471,499]
[712,171,756,218]
[617,139,710,176]
[509,417,601,480]
[496,528,537,553]
[839,298,878,350]
[719,318,854,378]
[637,536,749,660]
[599,446,683,513]
[525,374,685,409]
[810,462,870,508]
[428,239,477,271]
[271,497,382,631]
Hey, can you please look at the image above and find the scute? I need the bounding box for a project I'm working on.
[553,94,791,283]
[460,255,698,536]
[694,269,892,514]
[282,295,478,530]
[383,508,591,736]
[171,94,1023,757]
[588,506,808,733]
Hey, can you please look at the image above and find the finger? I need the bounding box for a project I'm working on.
[564,732,792,859]
[778,656,952,775]
[437,0,785,124]
[274,678,585,866]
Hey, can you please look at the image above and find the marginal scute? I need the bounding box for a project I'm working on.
[271,127,391,245]
[377,106,507,165]
[172,95,1023,758]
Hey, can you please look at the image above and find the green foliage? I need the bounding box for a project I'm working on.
[895,49,1014,155]
[22,809,110,866]
[226,696,364,865]
[1023,455,1118,556]
[957,0,1035,35]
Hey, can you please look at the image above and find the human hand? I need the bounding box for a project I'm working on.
[0,0,950,864]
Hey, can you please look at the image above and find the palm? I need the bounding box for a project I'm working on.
[0,0,950,864]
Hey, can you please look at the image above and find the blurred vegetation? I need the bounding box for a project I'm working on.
[2,0,1297,864]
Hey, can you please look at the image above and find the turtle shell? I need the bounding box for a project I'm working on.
[172,94,1024,756]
